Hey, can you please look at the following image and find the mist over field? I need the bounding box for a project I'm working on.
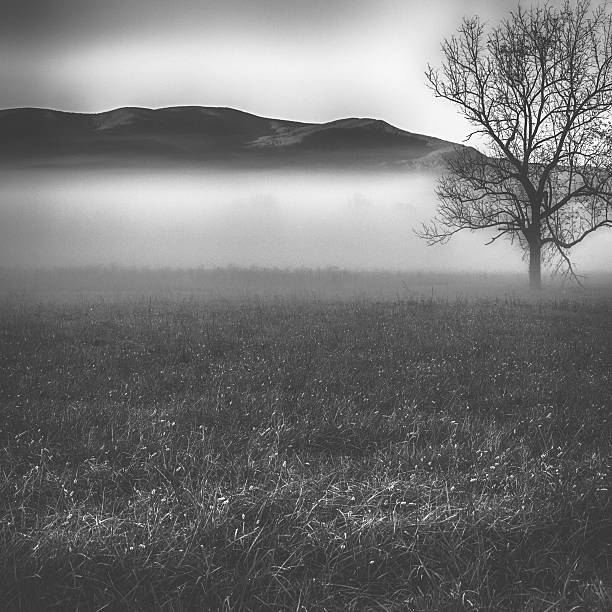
[1,166,609,273]
[3,1,612,609]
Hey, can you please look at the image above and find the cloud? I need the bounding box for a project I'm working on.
[1,0,373,47]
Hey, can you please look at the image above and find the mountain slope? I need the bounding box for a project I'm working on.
[0,106,459,169]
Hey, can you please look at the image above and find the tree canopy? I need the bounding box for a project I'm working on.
[420,0,612,287]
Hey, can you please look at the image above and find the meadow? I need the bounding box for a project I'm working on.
[0,269,611,610]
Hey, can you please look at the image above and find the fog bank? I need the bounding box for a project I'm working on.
[0,168,609,272]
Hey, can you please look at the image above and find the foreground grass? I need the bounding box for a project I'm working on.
[0,295,610,610]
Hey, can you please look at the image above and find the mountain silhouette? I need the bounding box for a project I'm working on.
[0,106,460,169]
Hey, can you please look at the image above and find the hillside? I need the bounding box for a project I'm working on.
[0,106,459,169]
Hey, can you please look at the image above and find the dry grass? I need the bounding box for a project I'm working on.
[0,288,610,610]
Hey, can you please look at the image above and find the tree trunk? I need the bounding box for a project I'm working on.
[528,201,542,290]
[529,240,541,290]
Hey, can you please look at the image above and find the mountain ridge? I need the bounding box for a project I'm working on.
[0,106,461,169]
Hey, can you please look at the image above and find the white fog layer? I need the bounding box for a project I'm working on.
[1,168,610,271]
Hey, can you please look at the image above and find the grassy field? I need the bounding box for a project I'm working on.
[1,274,611,610]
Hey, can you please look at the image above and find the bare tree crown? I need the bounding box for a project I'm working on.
[421,0,612,284]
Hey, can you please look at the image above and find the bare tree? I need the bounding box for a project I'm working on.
[420,0,612,288]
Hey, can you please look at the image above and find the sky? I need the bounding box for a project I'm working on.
[2,0,551,143]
